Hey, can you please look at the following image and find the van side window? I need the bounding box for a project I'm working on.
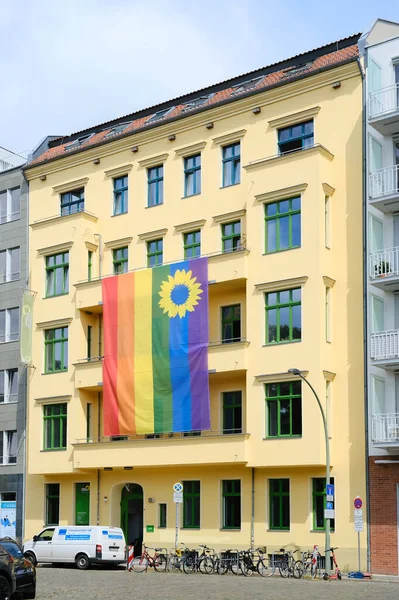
[37,528,55,541]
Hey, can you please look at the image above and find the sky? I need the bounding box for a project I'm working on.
[1,0,398,157]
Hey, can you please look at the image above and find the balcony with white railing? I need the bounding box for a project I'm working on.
[369,83,399,133]
[370,329,399,368]
[372,413,399,446]
[369,164,399,211]
[369,246,399,291]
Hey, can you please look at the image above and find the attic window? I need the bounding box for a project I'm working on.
[145,107,175,124]
[105,122,132,138]
[65,134,95,151]
[182,94,214,111]
[231,76,264,95]
[282,62,313,77]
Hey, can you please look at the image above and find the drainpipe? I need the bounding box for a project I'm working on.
[95,233,102,278]
[96,392,101,525]
[251,468,255,550]
[357,55,370,573]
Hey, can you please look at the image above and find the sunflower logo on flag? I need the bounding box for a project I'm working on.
[158,269,203,318]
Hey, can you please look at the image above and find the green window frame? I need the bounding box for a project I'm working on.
[147,165,164,207]
[45,483,60,525]
[312,477,335,531]
[87,251,92,281]
[87,325,92,359]
[113,247,128,274]
[266,381,302,437]
[222,480,241,529]
[45,327,68,373]
[113,176,128,215]
[222,391,242,434]
[184,154,201,196]
[222,221,241,253]
[159,503,167,528]
[183,231,201,258]
[265,288,301,344]
[86,403,92,441]
[222,143,240,186]
[43,404,67,450]
[60,188,84,215]
[269,479,290,530]
[265,197,301,253]
[45,252,69,297]
[278,120,314,155]
[147,239,163,267]
[221,304,241,343]
[183,481,200,528]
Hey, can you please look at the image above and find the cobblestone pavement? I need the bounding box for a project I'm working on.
[34,566,399,600]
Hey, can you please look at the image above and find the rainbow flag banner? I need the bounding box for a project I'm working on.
[103,257,210,435]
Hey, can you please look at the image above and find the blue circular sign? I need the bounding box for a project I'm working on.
[173,482,183,493]
[354,497,362,509]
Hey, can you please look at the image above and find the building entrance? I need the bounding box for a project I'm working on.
[120,484,143,552]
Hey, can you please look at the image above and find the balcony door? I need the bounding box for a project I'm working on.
[370,215,383,253]
[371,295,384,333]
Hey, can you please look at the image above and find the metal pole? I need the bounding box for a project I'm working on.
[175,502,179,548]
[251,468,255,551]
[358,531,361,572]
[296,373,331,576]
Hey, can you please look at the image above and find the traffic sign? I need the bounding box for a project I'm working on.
[324,509,335,519]
[354,508,363,532]
[326,484,334,502]
[173,482,183,493]
[354,497,362,509]
[173,491,183,503]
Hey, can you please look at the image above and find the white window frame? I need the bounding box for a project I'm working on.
[0,188,21,224]
[0,247,20,283]
[0,430,17,465]
[0,307,20,343]
[0,369,18,404]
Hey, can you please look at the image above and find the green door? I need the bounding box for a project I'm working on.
[120,484,143,547]
[75,483,90,525]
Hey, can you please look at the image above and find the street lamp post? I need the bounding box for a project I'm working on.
[288,368,330,576]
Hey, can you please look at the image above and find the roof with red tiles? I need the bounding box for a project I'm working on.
[28,34,360,168]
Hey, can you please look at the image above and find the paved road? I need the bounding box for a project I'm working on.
[35,566,398,600]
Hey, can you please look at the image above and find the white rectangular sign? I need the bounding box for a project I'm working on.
[354,508,363,532]
[173,492,183,503]
[324,509,335,519]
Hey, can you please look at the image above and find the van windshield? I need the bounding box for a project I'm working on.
[37,529,55,541]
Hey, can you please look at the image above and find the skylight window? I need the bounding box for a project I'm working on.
[145,107,175,124]
[65,133,95,150]
[231,76,265,95]
[105,122,132,138]
[282,62,313,77]
[182,94,214,111]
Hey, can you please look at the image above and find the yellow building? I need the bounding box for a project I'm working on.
[24,34,366,570]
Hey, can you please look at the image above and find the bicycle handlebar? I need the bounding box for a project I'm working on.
[326,547,338,552]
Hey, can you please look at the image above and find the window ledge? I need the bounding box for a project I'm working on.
[0,278,21,285]
[30,210,98,228]
[42,293,69,300]
[111,211,128,218]
[41,371,68,376]
[41,449,67,452]
[267,529,290,532]
[262,340,302,347]
[0,340,19,345]
[145,203,164,209]
[220,528,241,531]
[219,182,241,190]
[262,247,300,256]
[243,144,334,171]
[181,527,200,530]
[182,192,201,200]
[262,436,302,441]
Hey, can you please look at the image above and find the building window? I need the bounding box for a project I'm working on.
[325,287,331,342]
[46,252,69,297]
[184,154,201,197]
[221,305,241,343]
[312,477,335,531]
[265,198,301,253]
[184,231,201,258]
[147,239,163,267]
[183,481,200,529]
[45,327,68,373]
[324,196,331,248]
[0,430,17,464]
[222,143,240,187]
[222,391,242,434]
[266,381,302,437]
[265,288,301,344]
[222,480,241,529]
[269,479,290,530]
[87,325,92,360]
[60,188,84,216]
[0,307,19,343]
[113,176,128,215]
[43,404,67,450]
[278,120,314,155]
[159,503,167,528]
[87,251,93,281]
[147,165,164,207]
[146,107,175,124]
[0,369,18,403]
[45,483,60,525]
[0,187,20,224]
[0,247,20,283]
[86,403,92,441]
[222,221,241,253]
[113,247,128,275]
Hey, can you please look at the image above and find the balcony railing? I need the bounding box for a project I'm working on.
[75,429,247,444]
[369,83,399,118]
[369,164,399,199]
[371,329,399,360]
[372,413,399,444]
[369,246,399,280]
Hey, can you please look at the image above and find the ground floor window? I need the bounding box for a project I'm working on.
[183,481,200,528]
[45,483,60,525]
[222,480,241,529]
[158,503,167,528]
[312,477,335,531]
[269,478,290,530]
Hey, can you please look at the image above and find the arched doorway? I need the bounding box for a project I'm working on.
[120,484,143,551]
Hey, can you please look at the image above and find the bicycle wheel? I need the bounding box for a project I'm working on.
[240,560,254,577]
[199,556,214,575]
[182,557,195,574]
[154,554,167,572]
[293,560,304,579]
[257,557,274,577]
[131,556,149,573]
[279,561,289,578]
[168,554,181,572]
[216,559,228,575]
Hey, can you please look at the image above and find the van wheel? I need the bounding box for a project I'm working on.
[0,574,11,600]
[75,554,90,570]
[24,552,37,567]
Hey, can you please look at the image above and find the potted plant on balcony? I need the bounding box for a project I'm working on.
[374,260,392,277]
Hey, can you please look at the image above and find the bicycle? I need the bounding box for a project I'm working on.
[323,547,342,581]
[277,548,302,578]
[216,549,240,575]
[294,548,321,579]
[131,545,167,573]
[168,544,186,572]
[182,545,215,574]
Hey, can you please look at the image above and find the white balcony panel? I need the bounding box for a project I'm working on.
[371,330,399,366]
[369,164,399,203]
[372,413,399,445]
[368,84,399,134]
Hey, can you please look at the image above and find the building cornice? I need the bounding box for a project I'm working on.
[268,106,321,129]
[104,164,133,178]
[322,183,336,196]
[323,370,336,381]
[85,241,98,252]
[37,241,74,256]
[255,276,308,293]
[213,209,246,224]
[35,395,72,404]
[52,177,89,194]
[174,142,207,157]
[30,210,98,229]
[323,276,336,288]
[255,184,308,204]
[244,144,334,172]
[24,62,359,181]
[255,370,309,384]
[212,129,247,145]
[138,228,168,242]
[137,153,169,169]
[174,219,206,233]
[103,237,133,249]
[36,317,73,330]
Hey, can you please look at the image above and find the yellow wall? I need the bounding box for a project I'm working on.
[24,61,366,570]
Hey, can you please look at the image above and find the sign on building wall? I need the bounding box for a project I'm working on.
[0,501,16,538]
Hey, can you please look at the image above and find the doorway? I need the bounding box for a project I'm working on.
[120,484,143,550]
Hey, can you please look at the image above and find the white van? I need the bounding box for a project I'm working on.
[23,525,126,569]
